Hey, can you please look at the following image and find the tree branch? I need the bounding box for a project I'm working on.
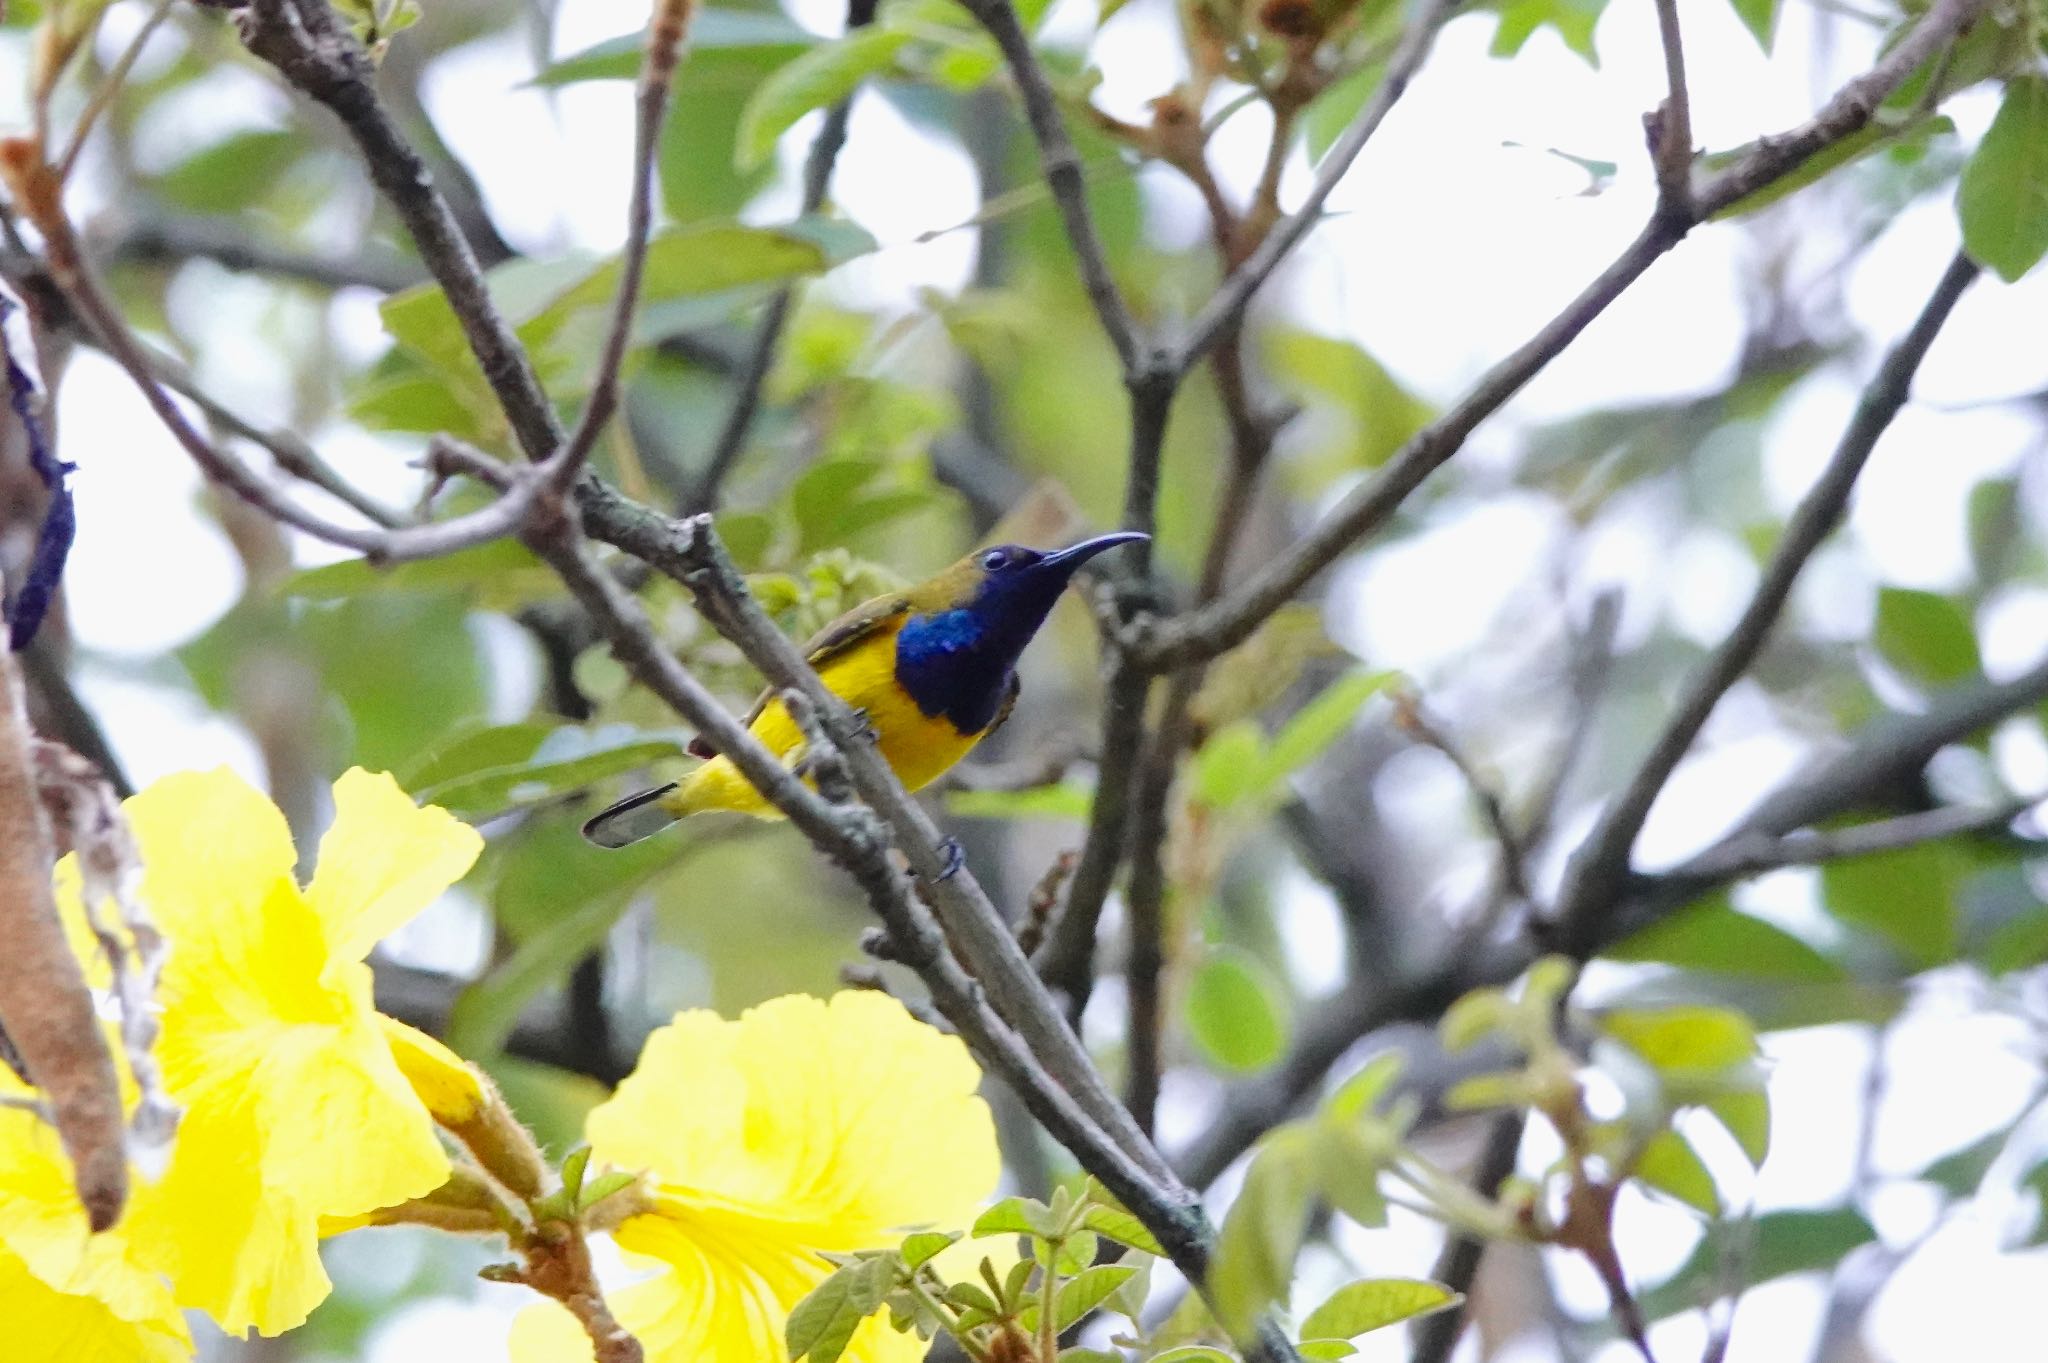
[688,0,877,514]
[1647,0,1695,214]
[1133,0,1992,671]
[1552,249,1979,950]
[107,211,423,292]
[1183,639,2048,1188]
[1171,0,1456,374]
[1411,1112,1528,1363]
[1666,791,2043,884]
[954,0,1144,373]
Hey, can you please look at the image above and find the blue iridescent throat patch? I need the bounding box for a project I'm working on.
[894,608,1012,735]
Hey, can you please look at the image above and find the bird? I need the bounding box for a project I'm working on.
[582,531,1148,849]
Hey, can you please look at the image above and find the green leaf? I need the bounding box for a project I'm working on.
[945,781,1095,820]
[1186,947,1290,1073]
[1257,671,1395,790]
[533,9,816,85]
[1727,0,1778,49]
[1299,1343,1358,1361]
[447,822,677,1055]
[1602,1005,1757,1076]
[1322,1052,1404,1120]
[2019,1160,2048,1245]
[1959,76,2048,282]
[1267,330,1434,487]
[974,1196,1059,1240]
[1020,1264,1138,1331]
[409,728,690,820]
[899,1231,959,1269]
[1193,721,1267,812]
[1301,63,1386,162]
[1309,1122,1391,1229]
[1605,895,1843,982]
[1299,1278,1460,1340]
[1190,604,1342,733]
[531,219,877,344]
[558,1145,592,1201]
[1821,839,1968,968]
[580,1171,640,1210]
[736,29,911,172]
[1489,0,1605,63]
[155,129,304,211]
[1980,904,2048,975]
[295,595,488,772]
[1148,1350,1236,1363]
[1640,1208,1876,1319]
[1706,1089,1771,1166]
[1917,1129,2008,1199]
[1049,1230,1099,1277]
[1438,988,1511,1052]
[1634,1129,1721,1216]
[1210,1127,1314,1337]
[1081,1205,1166,1257]
[1873,587,1981,688]
[787,1254,897,1363]
[284,537,559,611]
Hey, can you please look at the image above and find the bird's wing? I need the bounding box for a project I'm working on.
[686,593,914,758]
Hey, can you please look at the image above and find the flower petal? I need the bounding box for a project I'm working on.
[305,768,483,968]
[134,1003,445,1332]
[0,1243,191,1363]
[509,1213,927,1363]
[122,768,298,953]
[0,1112,185,1349]
[123,1086,332,1335]
[590,993,996,1243]
[380,1015,487,1128]
[253,1013,450,1221]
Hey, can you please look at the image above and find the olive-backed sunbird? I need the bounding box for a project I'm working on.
[581,531,1148,848]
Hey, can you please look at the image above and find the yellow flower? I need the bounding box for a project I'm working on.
[0,1101,190,1363]
[60,766,483,1337]
[510,992,999,1363]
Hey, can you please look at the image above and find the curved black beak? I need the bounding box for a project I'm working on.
[1040,531,1149,575]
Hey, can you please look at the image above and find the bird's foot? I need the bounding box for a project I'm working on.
[847,707,880,745]
[935,837,965,882]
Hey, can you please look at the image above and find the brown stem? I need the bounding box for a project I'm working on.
[0,641,124,1230]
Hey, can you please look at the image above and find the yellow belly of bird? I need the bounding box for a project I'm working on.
[661,630,983,819]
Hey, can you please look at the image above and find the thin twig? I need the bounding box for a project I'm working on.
[1395,691,1533,907]
[131,340,407,528]
[954,0,1144,373]
[1171,0,1455,376]
[1648,0,1695,214]
[109,212,422,292]
[1411,1112,1527,1363]
[1134,0,1993,671]
[1552,250,1979,949]
[1182,643,2048,1188]
[543,0,694,500]
[7,128,554,567]
[54,0,177,184]
[1031,385,1172,1016]
[1662,791,2043,885]
[689,0,877,513]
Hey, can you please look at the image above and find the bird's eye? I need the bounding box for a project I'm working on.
[980,549,1009,572]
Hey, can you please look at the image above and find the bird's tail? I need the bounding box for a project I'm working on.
[582,782,681,848]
